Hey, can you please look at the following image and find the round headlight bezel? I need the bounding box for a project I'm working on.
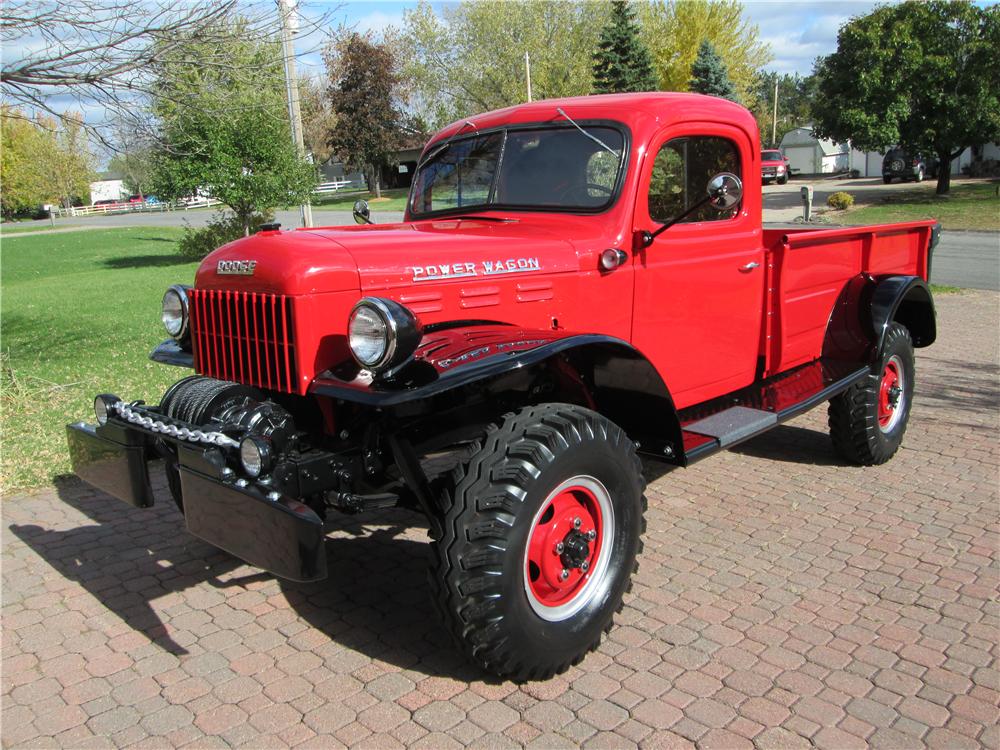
[239,435,273,478]
[161,284,191,341]
[94,394,120,426]
[348,297,422,373]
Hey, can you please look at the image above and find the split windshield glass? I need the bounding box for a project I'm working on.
[409,125,625,217]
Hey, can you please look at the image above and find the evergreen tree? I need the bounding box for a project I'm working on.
[592,0,657,94]
[689,40,740,102]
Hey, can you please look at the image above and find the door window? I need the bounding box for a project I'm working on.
[648,136,740,223]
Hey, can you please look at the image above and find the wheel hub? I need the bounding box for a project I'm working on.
[878,355,906,432]
[523,476,613,620]
[559,528,592,570]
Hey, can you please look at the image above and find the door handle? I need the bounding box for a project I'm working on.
[740,262,760,272]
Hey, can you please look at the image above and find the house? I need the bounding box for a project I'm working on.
[89,172,127,204]
[779,127,849,175]
[780,126,1000,178]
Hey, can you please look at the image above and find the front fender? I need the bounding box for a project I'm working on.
[310,324,684,459]
[871,276,936,356]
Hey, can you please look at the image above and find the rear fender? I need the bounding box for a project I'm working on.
[871,276,936,356]
[310,324,684,460]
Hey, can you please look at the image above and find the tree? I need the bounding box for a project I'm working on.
[325,33,405,199]
[0,1,333,146]
[299,76,338,166]
[638,0,771,103]
[812,1,1000,195]
[149,23,316,235]
[689,40,740,102]
[592,1,657,94]
[749,72,818,148]
[403,0,609,128]
[1,107,94,216]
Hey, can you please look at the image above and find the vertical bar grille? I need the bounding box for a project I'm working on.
[189,289,298,393]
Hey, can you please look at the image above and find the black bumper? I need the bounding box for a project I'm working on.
[65,422,327,582]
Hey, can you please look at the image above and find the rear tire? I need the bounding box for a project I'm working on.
[828,323,915,465]
[430,403,646,680]
[915,167,924,182]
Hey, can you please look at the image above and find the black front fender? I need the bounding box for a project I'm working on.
[311,324,684,460]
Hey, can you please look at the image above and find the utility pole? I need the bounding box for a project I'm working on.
[525,52,533,102]
[278,0,313,228]
[771,79,779,149]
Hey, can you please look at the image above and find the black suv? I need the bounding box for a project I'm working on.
[883,149,938,183]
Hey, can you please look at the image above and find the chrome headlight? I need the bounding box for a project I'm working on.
[239,435,273,478]
[161,285,190,341]
[348,297,421,372]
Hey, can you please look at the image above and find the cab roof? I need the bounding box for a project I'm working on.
[425,92,759,154]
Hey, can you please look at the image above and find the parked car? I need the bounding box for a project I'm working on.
[93,199,120,207]
[760,149,790,184]
[66,92,939,681]
[883,149,938,183]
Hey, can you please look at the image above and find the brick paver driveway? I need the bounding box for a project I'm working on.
[3,291,998,749]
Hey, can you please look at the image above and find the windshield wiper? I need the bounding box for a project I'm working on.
[555,107,618,156]
[445,214,518,222]
[419,119,479,166]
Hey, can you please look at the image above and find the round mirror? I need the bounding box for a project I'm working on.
[706,173,743,210]
[353,199,371,225]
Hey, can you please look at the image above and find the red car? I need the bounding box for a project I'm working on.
[67,93,939,680]
[761,149,790,184]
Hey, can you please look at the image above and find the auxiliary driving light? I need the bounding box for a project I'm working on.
[600,248,628,271]
[94,394,121,426]
[239,435,273,478]
[161,284,191,341]
[348,298,422,372]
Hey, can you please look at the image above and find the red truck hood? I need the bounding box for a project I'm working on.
[196,218,580,295]
[761,158,785,167]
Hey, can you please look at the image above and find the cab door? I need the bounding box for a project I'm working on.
[631,124,764,409]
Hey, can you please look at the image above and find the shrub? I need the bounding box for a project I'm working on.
[177,212,274,259]
[827,191,855,210]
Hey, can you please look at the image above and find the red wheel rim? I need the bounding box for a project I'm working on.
[878,356,904,431]
[524,476,611,620]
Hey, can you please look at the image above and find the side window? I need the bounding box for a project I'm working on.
[648,136,741,223]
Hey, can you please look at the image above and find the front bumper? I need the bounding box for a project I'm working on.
[66,421,327,582]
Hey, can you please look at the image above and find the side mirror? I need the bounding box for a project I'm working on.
[706,173,743,210]
[353,199,372,225]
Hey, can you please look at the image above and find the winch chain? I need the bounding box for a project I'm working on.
[112,402,240,449]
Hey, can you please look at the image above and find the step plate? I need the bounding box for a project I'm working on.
[685,406,777,448]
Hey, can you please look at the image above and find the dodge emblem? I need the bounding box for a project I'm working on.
[216,259,257,275]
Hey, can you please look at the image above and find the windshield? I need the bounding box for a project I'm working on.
[761,151,783,161]
[410,125,625,216]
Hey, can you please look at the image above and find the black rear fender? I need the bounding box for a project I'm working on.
[871,276,936,356]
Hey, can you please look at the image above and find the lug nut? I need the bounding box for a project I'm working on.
[555,542,565,554]
[573,517,582,528]
[581,560,590,572]
[560,569,569,581]
[586,529,597,540]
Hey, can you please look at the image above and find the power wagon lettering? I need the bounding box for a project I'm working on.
[412,257,540,281]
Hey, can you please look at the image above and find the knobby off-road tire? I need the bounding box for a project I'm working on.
[431,403,646,680]
[829,323,915,465]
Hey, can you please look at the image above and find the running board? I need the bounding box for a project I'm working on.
[677,359,871,465]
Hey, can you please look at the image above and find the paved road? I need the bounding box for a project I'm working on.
[931,232,1000,291]
[3,290,998,748]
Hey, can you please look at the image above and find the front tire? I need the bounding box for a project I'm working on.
[828,323,915,465]
[431,403,646,680]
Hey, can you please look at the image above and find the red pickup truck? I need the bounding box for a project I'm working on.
[67,92,939,680]
[761,149,790,183]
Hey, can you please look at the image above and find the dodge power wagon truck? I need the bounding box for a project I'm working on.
[67,93,939,680]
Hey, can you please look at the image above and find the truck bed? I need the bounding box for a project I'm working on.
[761,221,937,375]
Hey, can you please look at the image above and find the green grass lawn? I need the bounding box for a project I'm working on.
[1,227,199,492]
[311,187,410,212]
[838,180,1000,231]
